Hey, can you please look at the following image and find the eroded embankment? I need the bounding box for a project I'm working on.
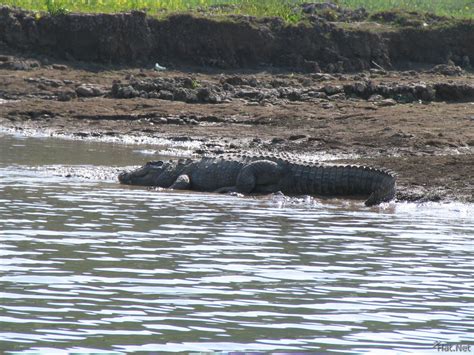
[0,6,473,71]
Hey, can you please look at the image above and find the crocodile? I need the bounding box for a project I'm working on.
[118,153,396,206]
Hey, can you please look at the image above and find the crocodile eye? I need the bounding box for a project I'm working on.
[146,161,164,168]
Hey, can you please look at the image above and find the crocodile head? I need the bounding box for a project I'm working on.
[118,161,167,186]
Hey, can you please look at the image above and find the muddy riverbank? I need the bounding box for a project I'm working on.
[1,54,473,203]
[0,5,473,204]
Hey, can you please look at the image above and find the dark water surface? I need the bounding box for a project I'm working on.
[1,133,473,354]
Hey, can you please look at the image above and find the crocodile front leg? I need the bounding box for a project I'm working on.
[169,174,191,190]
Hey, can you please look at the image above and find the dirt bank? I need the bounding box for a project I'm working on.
[1,52,473,203]
[1,6,473,71]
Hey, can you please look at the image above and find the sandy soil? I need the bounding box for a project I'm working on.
[1,57,473,203]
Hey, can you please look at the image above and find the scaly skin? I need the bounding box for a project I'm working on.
[118,153,396,206]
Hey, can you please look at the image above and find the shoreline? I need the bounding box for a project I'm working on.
[2,121,472,205]
[1,59,472,204]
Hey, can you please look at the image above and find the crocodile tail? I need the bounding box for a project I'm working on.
[364,169,397,206]
[290,164,396,205]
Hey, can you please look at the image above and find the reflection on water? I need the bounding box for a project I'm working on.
[0,133,473,354]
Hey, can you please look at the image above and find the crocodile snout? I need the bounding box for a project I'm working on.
[118,171,131,184]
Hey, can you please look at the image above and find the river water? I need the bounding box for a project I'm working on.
[1,132,473,354]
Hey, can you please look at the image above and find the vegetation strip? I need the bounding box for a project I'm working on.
[1,0,473,21]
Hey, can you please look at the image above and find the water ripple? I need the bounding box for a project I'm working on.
[1,134,474,353]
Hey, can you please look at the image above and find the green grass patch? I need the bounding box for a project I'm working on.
[340,0,473,20]
[1,0,473,21]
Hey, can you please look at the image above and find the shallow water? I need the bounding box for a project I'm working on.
[1,133,473,354]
